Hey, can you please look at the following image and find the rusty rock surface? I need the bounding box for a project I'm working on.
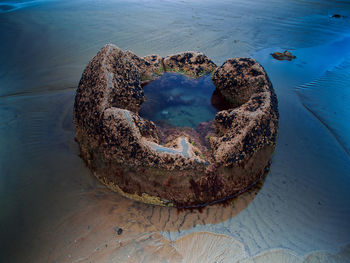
[74,44,279,208]
[271,50,296,61]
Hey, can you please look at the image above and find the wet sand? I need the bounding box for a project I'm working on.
[1,0,350,262]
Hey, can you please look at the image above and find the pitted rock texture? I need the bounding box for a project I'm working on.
[163,52,217,77]
[271,50,296,61]
[74,44,279,208]
[212,58,270,106]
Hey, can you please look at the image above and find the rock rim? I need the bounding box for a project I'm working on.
[74,44,279,208]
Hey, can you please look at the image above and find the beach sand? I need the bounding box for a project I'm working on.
[1,0,350,262]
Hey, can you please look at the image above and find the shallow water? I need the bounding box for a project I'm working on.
[140,73,217,129]
[1,0,350,262]
[296,58,350,155]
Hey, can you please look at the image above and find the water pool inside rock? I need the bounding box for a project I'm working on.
[140,73,218,129]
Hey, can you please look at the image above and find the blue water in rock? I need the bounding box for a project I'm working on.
[140,73,217,129]
[1,0,350,262]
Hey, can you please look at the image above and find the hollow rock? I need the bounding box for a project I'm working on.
[74,44,279,207]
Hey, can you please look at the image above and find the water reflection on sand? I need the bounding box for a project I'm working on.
[1,0,350,262]
[34,187,260,262]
